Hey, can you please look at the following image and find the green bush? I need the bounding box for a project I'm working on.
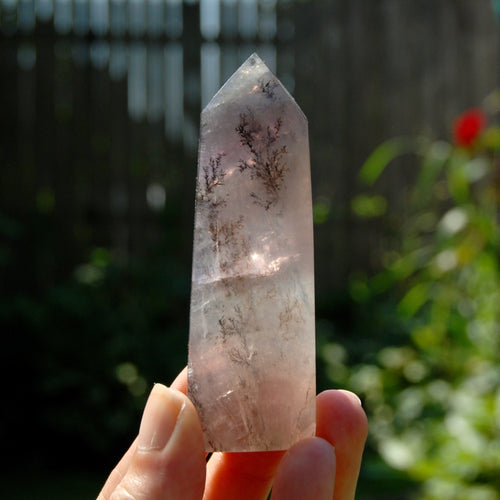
[321,96,500,499]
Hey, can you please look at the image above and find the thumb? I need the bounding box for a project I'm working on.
[109,384,206,500]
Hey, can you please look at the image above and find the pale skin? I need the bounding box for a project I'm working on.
[98,367,368,500]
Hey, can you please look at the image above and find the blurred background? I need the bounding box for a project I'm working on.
[1,0,499,498]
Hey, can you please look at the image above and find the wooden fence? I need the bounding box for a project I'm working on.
[0,0,498,291]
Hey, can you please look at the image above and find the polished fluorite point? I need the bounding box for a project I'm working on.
[188,53,315,452]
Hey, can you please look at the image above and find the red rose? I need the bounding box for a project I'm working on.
[452,108,487,148]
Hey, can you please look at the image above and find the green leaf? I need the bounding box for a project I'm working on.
[351,194,387,218]
[313,202,330,224]
[446,151,472,203]
[411,141,450,206]
[359,137,424,185]
[398,282,430,317]
[482,126,500,151]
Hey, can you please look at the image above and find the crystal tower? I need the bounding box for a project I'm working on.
[188,54,315,452]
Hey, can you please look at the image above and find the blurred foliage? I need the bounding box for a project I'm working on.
[0,206,191,472]
[321,93,500,499]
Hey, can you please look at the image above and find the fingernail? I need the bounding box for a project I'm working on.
[137,384,185,451]
[338,389,362,406]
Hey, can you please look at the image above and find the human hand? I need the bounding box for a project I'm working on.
[97,367,367,500]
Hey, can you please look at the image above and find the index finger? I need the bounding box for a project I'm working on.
[316,390,368,500]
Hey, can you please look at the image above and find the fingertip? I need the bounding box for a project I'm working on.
[136,384,184,451]
[337,389,362,406]
[317,389,368,443]
[170,367,188,394]
[271,437,336,500]
[299,437,336,472]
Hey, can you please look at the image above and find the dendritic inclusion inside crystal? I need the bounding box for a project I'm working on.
[188,53,316,452]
